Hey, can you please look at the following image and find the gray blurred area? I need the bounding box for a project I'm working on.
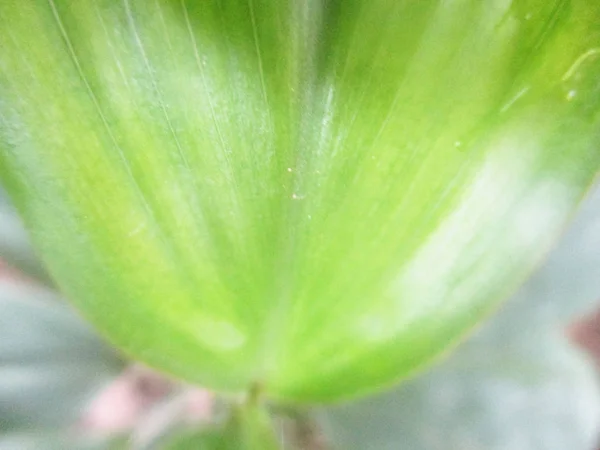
[0,187,123,449]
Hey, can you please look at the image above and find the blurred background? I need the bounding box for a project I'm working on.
[1,184,600,450]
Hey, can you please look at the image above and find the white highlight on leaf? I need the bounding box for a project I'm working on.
[186,315,246,352]
[562,48,600,82]
[357,130,575,343]
[128,222,146,237]
[500,87,530,113]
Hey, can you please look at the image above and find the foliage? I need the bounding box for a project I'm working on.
[1,1,600,448]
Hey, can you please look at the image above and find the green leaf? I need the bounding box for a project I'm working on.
[0,280,122,432]
[165,403,279,450]
[319,187,600,449]
[1,0,599,402]
[164,429,225,450]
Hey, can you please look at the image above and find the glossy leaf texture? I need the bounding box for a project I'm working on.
[1,0,600,403]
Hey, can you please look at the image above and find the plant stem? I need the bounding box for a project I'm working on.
[228,384,281,449]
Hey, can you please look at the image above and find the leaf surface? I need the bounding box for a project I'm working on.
[0,0,599,402]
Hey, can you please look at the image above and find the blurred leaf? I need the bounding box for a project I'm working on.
[0,187,51,285]
[319,186,600,449]
[164,428,266,450]
[0,280,123,432]
[1,0,600,403]
[165,403,279,450]
[164,429,224,450]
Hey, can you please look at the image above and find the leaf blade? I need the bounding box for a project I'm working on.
[0,0,599,402]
